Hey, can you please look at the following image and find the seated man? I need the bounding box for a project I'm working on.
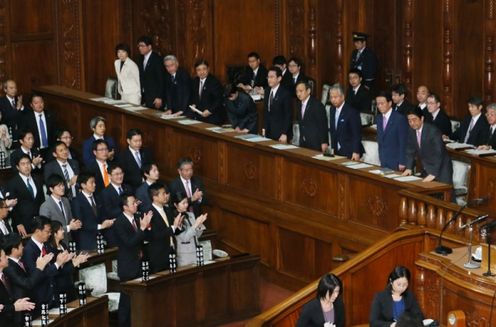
[478,103,496,150]
[0,80,25,140]
[392,83,414,115]
[225,85,258,134]
[415,85,430,113]
[237,52,268,94]
[168,157,206,217]
[451,96,489,146]
[135,163,160,212]
[345,68,372,113]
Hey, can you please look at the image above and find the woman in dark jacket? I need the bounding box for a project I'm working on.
[369,266,424,327]
[296,273,345,327]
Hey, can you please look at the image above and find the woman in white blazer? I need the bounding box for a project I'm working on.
[114,43,141,105]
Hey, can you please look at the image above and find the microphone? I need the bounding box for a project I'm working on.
[470,197,489,206]
[460,214,489,229]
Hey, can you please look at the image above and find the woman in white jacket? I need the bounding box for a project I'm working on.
[114,43,141,105]
[172,191,207,267]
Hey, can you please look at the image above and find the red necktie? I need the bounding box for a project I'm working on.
[131,218,138,231]
[41,245,47,256]
[18,260,26,272]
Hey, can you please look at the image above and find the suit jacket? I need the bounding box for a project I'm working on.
[137,51,166,108]
[114,212,146,281]
[6,174,45,233]
[240,65,268,88]
[350,47,378,81]
[190,75,225,125]
[329,102,364,158]
[296,297,345,327]
[114,58,141,105]
[18,109,57,152]
[346,84,372,113]
[21,238,60,308]
[484,125,496,149]
[99,184,132,247]
[425,109,452,136]
[4,258,44,303]
[148,205,179,273]
[0,274,15,326]
[369,289,424,327]
[280,69,293,92]
[297,96,328,151]
[43,159,80,198]
[119,147,153,191]
[71,192,104,251]
[164,68,192,113]
[225,91,258,134]
[46,243,76,303]
[0,218,13,237]
[85,160,108,195]
[39,196,73,238]
[451,114,490,146]
[393,99,415,115]
[175,212,205,267]
[0,96,23,133]
[264,86,293,140]
[168,176,206,217]
[10,147,43,173]
[135,182,152,212]
[288,73,308,97]
[376,110,408,170]
[405,122,453,184]
[82,135,117,167]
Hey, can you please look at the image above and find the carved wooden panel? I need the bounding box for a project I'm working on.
[0,0,9,82]
[484,0,496,103]
[278,227,315,281]
[9,0,54,36]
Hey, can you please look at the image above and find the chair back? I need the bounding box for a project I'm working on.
[105,78,119,99]
[361,140,381,166]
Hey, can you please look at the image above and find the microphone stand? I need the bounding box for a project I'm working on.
[483,229,495,277]
[435,204,466,255]
[461,214,489,269]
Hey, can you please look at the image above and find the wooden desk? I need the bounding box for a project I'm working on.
[38,296,108,327]
[120,254,260,327]
[416,247,496,326]
[35,85,452,288]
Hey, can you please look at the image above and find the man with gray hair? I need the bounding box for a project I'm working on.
[478,103,496,150]
[163,55,192,116]
[328,83,363,159]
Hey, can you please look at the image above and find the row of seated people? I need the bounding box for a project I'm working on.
[296,266,427,327]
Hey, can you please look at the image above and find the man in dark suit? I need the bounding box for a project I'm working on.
[119,129,152,191]
[287,57,308,97]
[451,96,489,146]
[2,233,51,324]
[190,59,225,124]
[479,104,496,150]
[273,55,293,91]
[168,157,206,217]
[424,93,452,137]
[135,163,160,212]
[115,193,152,327]
[6,155,45,236]
[18,94,57,158]
[43,141,79,199]
[163,55,192,115]
[264,66,293,143]
[391,83,415,115]
[346,68,372,113]
[21,216,72,311]
[403,108,453,184]
[237,52,268,93]
[375,91,409,171]
[225,86,258,134]
[328,84,363,159]
[350,32,378,89]
[0,200,13,238]
[415,85,430,113]
[148,182,182,273]
[85,139,111,195]
[10,130,44,174]
[71,173,115,251]
[137,35,165,110]
[0,80,25,140]
[295,81,328,152]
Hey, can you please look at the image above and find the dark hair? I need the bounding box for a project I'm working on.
[247,52,260,60]
[29,93,43,104]
[126,128,142,140]
[92,139,109,152]
[0,199,7,209]
[32,216,52,232]
[52,140,67,154]
[194,59,209,68]
[48,220,64,249]
[348,68,363,78]
[396,311,424,327]
[120,193,135,210]
[137,35,153,46]
[376,90,393,103]
[467,96,483,107]
[46,174,65,195]
[272,55,287,66]
[386,265,411,294]
[14,153,32,167]
[56,129,72,139]
[316,273,342,300]
[18,129,34,142]
[405,107,423,119]
[115,42,131,55]
[391,83,408,96]
[148,182,169,200]
[172,191,188,205]
[1,234,23,256]
[77,171,96,185]
[268,66,283,78]
[288,57,302,67]
[295,80,312,92]
[142,162,158,179]
[177,157,193,169]
[107,163,122,175]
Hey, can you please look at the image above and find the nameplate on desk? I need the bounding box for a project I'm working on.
[465,148,496,157]
[177,119,202,125]
[270,144,298,150]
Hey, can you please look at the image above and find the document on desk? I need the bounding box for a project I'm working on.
[48,307,76,315]
[102,99,127,105]
[89,97,111,102]
[341,161,360,167]
[465,148,496,156]
[246,136,272,142]
[393,175,422,182]
[369,168,395,175]
[445,142,475,150]
[189,105,204,115]
[177,119,202,125]
[270,144,298,150]
[312,154,344,161]
[160,114,185,120]
[205,126,235,133]
[384,174,402,179]
[235,133,259,140]
[347,163,373,169]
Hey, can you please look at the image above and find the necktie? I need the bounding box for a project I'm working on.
[131,218,138,231]
[416,130,422,148]
[134,151,142,168]
[491,126,496,137]
[120,61,124,72]
[26,178,35,198]
[58,201,67,223]
[0,274,11,295]
[18,260,26,272]
[62,164,70,182]
[41,245,47,256]
[301,102,307,119]
[90,196,97,216]
[0,221,8,235]
[103,163,110,187]
[171,75,176,83]
[159,208,175,247]
[143,56,148,70]
[464,119,475,143]
[268,91,274,112]
[294,77,297,85]
[38,114,48,148]
[185,180,192,198]
[118,186,123,195]
[383,115,388,130]
[28,151,32,160]
[199,80,204,98]
[335,109,340,129]
[11,99,15,108]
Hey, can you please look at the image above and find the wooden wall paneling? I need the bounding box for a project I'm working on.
[442,0,455,117]
[403,0,414,92]
[0,0,9,83]
[316,0,339,86]
[277,227,315,281]
[484,0,496,104]
[9,0,54,37]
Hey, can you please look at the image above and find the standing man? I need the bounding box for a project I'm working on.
[43,141,79,199]
[392,83,414,115]
[86,139,111,195]
[238,52,268,93]
[345,68,372,113]
[451,96,489,146]
[424,93,452,137]
[375,91,408,171]
[169,157,206,217]
[163,55,192,115]
[416,85,430,113]
[137,35,165,110]
[273,55,293,91]
[328,84,363,159]
[263,66,293,143]
[402,108,453,184]
[295,81,328,152]
[135,163,160,212]
[350,32,378,89]
[119,128,153,191]
[0,80,25,139]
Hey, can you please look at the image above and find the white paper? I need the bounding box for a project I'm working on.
[312,154,342,161]
[89,97,110,102]
[235,134,258,140]
[465,148,496,156]
[270,144,298,150]
[347,163,373,169]
[384,174,402,179]
[160,114,185,120]
[206,126,235,133]
[250,94,262,101]
[246,136,272,142]
[446,142,475,150]
[189,105,204,115]
[393,175,422,182]
[341,161,360,167]
[177,119,202,125]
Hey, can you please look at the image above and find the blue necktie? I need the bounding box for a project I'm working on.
[38,114,48,148]
[26,178,34,198]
